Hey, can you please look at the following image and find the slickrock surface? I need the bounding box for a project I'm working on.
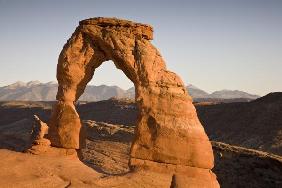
[0,148,176,188]
[47,17,219,187]
[0,149,100,188]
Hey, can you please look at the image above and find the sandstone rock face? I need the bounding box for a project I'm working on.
[48,17,219,187]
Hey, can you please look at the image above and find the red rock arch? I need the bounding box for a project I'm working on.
[48,18,219,187]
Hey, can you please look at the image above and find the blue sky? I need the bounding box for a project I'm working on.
[0,0,281,95]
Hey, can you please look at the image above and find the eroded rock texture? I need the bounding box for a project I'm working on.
[48,17,219,187]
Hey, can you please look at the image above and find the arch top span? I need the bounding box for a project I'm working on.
[79,17,154,40]
[48,17,219,187]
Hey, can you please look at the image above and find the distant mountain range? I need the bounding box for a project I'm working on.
[186,84,260,99]
[0,81,260,101]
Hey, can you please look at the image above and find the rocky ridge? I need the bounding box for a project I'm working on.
[197,92,282,155]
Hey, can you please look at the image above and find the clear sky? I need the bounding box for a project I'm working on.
[0,0,281,96]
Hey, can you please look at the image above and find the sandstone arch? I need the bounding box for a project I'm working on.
[48,17,219,187]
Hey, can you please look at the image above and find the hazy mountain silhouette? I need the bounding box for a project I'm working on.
[0,81,259,101]
[209,89,259,99]
[0,81,131,101]
[186,84,210,98]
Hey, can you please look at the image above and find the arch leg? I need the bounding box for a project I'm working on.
[48,31,104,149]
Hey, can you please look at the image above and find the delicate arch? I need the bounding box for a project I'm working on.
[48,17,219,187]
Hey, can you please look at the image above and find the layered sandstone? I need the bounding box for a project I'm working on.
[48,17,219,187]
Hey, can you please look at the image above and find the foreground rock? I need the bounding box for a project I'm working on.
[48,17,219,187]
[0,148,176,188]
[0,149,100,187]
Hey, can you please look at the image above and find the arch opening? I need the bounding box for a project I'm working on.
[78,60,134,101]
[76,60,137,175]
[88,60,134,91]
